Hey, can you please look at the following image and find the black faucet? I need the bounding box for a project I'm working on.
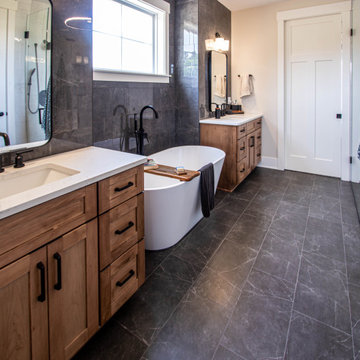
[0,132,10,146]
[14,150,33,168]
[136,105,158,155]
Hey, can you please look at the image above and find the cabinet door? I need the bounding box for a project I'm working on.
[48,220,99,360]
[0,248,49,360]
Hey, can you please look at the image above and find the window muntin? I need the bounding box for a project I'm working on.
[93,0,168,77]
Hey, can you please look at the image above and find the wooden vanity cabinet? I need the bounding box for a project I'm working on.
[0,165,145,360]
[0,247,49,360]
[200,118,262,192]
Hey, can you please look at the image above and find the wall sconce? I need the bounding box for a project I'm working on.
[205,32,229,52]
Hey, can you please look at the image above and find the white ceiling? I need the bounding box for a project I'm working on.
[218,0,285,11]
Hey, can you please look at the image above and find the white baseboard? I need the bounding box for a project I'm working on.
[258,156,279,170]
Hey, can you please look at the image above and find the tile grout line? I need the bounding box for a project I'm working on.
[210,178,292,360]
[340,187,356,360]
[292,309,353,337]
[281,178,313,359]
[139,191,241,359]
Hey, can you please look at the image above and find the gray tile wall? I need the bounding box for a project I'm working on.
[3,0,93,166]
[174,0,199,146]
[3,0,229,164]
[92,0,178,156]
[198,0,231,119]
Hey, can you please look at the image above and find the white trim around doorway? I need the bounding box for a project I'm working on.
[277,1,352,180]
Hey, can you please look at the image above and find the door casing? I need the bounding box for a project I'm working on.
[277,1,352,180]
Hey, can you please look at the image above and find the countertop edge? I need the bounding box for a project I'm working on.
[0,149,147,220]
[199,113,263,126]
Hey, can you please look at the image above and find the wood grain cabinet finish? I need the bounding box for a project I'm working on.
[100,240,145,325]
[0,185,97,269]
[98,165,144,214]
[200,118,262,192]
[0,248,49,360]
[0,165,145,360]
[99,193,144,271]
[48,220,99,360]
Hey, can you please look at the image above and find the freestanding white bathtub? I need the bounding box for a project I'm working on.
[144,145,225,251]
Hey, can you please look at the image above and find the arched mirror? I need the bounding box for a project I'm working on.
[0,0,52,153]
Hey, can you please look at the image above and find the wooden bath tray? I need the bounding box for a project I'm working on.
[144,164,200,182]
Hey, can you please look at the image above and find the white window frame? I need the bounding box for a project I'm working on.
[93,0,170,83]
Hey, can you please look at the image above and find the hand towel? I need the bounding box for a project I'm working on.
[239,74,254,98]
[199,163,215,218]
[214,76,226,98]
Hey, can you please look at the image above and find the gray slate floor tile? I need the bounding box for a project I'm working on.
[221,290,292,360]
[145,291,229,360]
[73,318,147,360]
[285,311,353,360]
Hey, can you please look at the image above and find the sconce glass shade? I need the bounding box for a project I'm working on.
[205,37,229,52]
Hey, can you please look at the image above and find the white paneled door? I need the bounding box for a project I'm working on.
[0,8,7,135]
[285,14,343,177]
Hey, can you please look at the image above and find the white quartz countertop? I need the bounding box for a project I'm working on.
[199,113,263,126]
[0,147,147,219]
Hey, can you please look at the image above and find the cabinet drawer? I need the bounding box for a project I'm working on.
[255,118,262,129]
[237,125,246,138]
[100,240,145,325]
[99,193,144,270]
[246,120,256,133]
[237,159,247,183]
[98,165,144,214]
[237,137,247,161]
[0,185,97,269]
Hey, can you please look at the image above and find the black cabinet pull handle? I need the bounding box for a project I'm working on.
[116,270,135,287]
[250,136,255,147]
[257,121,261,125]
[115,221,134,235]
[37,262,46,302]
[240,129,245,133]
[240,146,245,151]
[257,136,261,139]
[115,182,133,193]
[257,153,261,157]
[240,169,245,173]
[53,253,62,290]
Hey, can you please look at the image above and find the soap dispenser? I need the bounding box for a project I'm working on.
[211,103,221,119]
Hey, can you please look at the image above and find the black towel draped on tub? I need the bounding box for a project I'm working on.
[199,163,215,218]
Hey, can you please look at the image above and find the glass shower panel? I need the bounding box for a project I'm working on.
[25,6,51,143]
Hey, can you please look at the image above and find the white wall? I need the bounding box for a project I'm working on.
[231,0,342,166]
[353,0,360,182]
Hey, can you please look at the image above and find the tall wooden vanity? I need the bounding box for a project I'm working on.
[0,148,145,360]
[200,114,263,192]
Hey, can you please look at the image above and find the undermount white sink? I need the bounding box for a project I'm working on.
[0,164,80,200]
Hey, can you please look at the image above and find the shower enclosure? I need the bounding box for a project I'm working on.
[25,5,51,142]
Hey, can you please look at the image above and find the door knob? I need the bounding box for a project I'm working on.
[0,112,4,117]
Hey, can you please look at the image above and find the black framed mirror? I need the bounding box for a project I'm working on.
[208,50,228,112]
[0,0,52,154]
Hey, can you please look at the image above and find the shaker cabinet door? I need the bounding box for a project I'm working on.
[48,219,99,360]
[0,247,49,360]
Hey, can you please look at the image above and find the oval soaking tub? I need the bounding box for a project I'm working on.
[144,146,225,250]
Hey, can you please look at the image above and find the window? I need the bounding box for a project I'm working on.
[93,0,170,82]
